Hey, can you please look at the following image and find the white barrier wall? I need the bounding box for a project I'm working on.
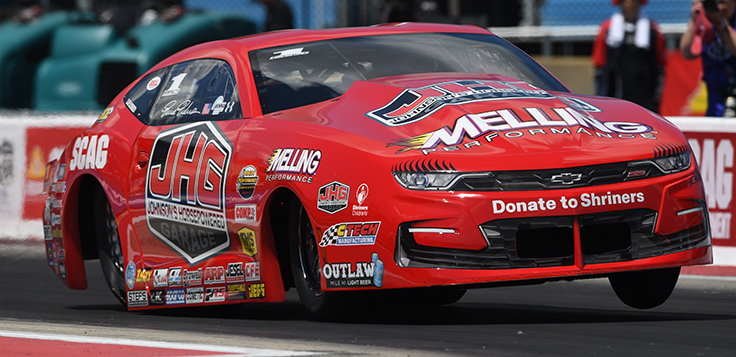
[0,114,734,249]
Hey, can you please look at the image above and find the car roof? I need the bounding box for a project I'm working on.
[231,22,492,51]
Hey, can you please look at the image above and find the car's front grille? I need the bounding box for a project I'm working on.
[451,161,663,191]
[97,62,138,107]
[396,208,709,269]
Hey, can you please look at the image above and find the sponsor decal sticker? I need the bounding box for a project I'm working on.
[126,98,137,112]
[319,222,380,247]
[166,288,186,305]
[136,268,152,284]
[353,183,369,216]
[388,107,656,155]
[227,283,246,301]
[204,266,225,285]
[127,290,148,307]
[186,287,204,304]
[59,261,66,280]
[322,253,383,288]
[205,287,226,303]
[367,80,555,126]
[96,106,114,122]
[237,227,258,257]
[234,204,257,223]
[245,262,260,282]
[491,191,646,215]
[269,47,309,60]
[248,282,266,299]
[168,267,182,287]
[236,165,258,199]
[147,76,161,91]
[145,122,232,265]
[317,181,349,214]
[265,148,321,184]
[149,289,166,306]
[153,268,168,288]
[69,134,109,170]
[226,262,245,283]
[46,243,54,266]
[126,262,136,289]
[183,268,202,287]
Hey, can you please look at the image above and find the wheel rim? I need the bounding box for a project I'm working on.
[297,206,322,296]
[106,202,124,274]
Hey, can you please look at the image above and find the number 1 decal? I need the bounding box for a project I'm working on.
[162,73,187,97]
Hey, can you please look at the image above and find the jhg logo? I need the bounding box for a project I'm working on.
[145,122,232,265]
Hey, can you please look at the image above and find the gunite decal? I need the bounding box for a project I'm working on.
[145,122,233,265]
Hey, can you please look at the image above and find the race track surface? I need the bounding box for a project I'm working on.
[1,244,735,356]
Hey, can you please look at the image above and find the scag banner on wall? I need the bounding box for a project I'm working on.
[670,117,736,247]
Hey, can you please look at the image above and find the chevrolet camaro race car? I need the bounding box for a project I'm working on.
[42,23,712,319]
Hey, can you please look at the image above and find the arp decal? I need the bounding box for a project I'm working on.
[317,181,349,214]
[204,266,225,285]
[265,148,321,184]
[322,253,384,288]
[237,227,258,256]
[388,107,656,154]
[236,165,258,199]
[367,80,554,126]
[319,221,380,247]
[69,134,109,170]
[145,122,232,265]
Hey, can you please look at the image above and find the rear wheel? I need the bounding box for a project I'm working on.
[288,202,354,320]
[94,186,127,306]
[608,267,680,309]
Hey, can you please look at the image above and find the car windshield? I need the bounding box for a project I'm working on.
[250,32,568,114]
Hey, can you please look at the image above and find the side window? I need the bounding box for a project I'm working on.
[148,59,242,126]
[123,68,169,122]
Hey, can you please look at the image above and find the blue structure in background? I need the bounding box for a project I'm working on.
[185,0,338,31]
[541,0,692,26]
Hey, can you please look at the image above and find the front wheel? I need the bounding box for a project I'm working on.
[608,267,680,309]
[288,202,355,320]
[94,185,127,306]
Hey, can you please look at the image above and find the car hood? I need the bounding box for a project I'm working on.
[277,73,687,171]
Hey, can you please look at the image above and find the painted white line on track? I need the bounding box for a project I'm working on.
[0,330,320,356]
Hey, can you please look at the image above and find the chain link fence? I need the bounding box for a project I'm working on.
[540,0,692,26]
[184,0,338,31]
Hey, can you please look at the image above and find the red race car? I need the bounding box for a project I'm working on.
[42,23,711,319]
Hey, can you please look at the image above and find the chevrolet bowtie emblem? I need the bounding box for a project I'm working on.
[550,173,583,185]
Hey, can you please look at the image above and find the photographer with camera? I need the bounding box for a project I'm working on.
[680,0,736,116]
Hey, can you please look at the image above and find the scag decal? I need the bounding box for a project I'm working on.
[237,227,257,256]
[322,253,383,288]
[236,166,258,199]
[367,80,554,126]
[145,122,232,265]
[319,222,380,247]
[317,181,349,214]
[265,148,321,184]
[389,107,655,154]
[689,138,733,239]
[69,134,109,170]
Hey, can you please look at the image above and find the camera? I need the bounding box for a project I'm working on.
[702,0,719,12]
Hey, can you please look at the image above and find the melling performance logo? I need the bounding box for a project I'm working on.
[367,80,554,126]
[145,122,232,265]
[265,148,321,184]
[388,106,655,154]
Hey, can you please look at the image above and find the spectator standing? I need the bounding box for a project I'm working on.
[256,0,293,31]
[593,0,666,113]
[680,0,736,116]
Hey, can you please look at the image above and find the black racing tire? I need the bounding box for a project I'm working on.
[608,267,680,309]
[94,185,127,306]
[288,201,355,320]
